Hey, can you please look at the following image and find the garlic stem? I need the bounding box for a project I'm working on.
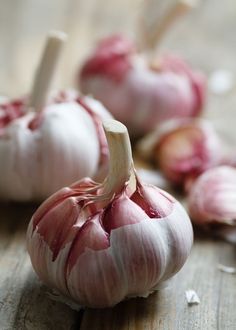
[102,120,134,199]
[141,0,198,51]
[29,30,67,112]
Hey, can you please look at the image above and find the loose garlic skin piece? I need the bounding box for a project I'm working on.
[0,91,111,201]
[79,35,206,138]
[188,166,236,226]
[27,120,193,308]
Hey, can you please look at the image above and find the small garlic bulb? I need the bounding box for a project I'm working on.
[0,32,112,201]
[138,119,222,187]
[27,119,193,308]
[188,166,236,226]
[79,35,206,138]
[0,91,111,201]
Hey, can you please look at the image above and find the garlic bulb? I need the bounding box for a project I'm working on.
[138,119,222,187]
[79,35,206,138]
[0,31,112,201]
[0,90,111,201]
[188,166,236,226]
[27,119,193,308]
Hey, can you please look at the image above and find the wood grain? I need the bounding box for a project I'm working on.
[0,204,78,330]
[0,0,236,329]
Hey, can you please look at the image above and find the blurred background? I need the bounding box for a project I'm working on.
[0,0,235,138]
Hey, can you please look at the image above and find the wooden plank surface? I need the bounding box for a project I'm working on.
[0,204,79,330]
[0,0,236,329]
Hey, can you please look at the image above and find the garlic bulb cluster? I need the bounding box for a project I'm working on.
[79,35,206,138]
[188,166,236,226]
[27,119,193,308]
[0,90,111,201]
[138,119,222,187]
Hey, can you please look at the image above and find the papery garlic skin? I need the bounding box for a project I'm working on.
[27,120,193,308]
[188,166,236,226]
[139,119,222,187]
[79,35,206,138]
[0,91,111,201]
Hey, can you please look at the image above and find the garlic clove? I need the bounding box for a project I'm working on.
[67,233,125,308]
[31,187,76,228]
[33,197,81,260]
[27,196,81,294]
[102,194,149,233]
[131,181,174,218]
[188,166,236,226]
[138,119,222,187]
[66,213,110,272]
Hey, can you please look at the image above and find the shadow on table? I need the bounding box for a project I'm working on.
[80,290,168,330]
[193,223,236,246]
[15,278,168,330]
[13,272,80,330]
[0,202,38,233]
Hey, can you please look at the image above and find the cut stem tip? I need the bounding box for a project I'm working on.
[29,30,68,112]
[102,119,133,199]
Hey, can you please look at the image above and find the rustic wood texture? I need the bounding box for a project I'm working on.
[0,0,236,329]
[0,203,79,330]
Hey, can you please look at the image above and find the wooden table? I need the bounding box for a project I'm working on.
[1,0,236,329]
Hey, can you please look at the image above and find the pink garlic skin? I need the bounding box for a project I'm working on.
[0,97,26,130]
[79,35,206,138]
[152,119,222,186]
[27,178,193,308]
[0,91,111,201]
[188,166,236,226]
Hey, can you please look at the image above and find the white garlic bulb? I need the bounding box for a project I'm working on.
[27,119,193,308]
[0,31,111,201]
[0,91,111,201]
